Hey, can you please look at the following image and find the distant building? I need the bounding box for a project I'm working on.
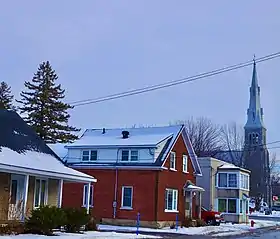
[197,157,250,223]
[243,61,271,206]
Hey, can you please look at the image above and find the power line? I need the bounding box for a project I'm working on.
[70,51,280,107]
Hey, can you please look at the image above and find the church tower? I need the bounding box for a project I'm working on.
[244,61,271,206]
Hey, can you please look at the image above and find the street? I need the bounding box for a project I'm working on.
[236,228,280,239]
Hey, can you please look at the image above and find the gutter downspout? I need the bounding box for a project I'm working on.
[113,149,121,219]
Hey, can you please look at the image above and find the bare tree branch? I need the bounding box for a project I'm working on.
[220,122,245,166]
[173,117,224,157]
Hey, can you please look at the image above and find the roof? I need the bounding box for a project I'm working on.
[64,125,202,176]
[218,163,250,173]
[66,125,182,148]
[0,110,96,183]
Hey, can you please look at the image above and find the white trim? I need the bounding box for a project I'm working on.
[121,186,133,209]
[164,210,179,213]
[183,155,188,173]
[165,188,178,211]
[33,178,48,209]
[86,182,91,214]
[22,175,29,220]
[58,179,63,208]
[0,164,96,183]
[169,151,176,170]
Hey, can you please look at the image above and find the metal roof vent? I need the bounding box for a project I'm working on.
[102,128,106,134]
[122,130,129,139]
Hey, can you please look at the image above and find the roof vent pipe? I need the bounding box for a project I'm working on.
[122,130,129,139]
[102,128,106,134]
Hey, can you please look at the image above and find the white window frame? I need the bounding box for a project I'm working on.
[217,198,238,214]
[165,188,178,212]
[121,186,133,209]
[120,150,139,162]
[33,178,48,209]
[217,172,238,189]
[182,155,188,173]
[240,173,249,190]
[82,150,98,161]
[82,184,94,207]
[169,151,176,170]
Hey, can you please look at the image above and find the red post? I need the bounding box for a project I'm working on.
[250,220,255,227]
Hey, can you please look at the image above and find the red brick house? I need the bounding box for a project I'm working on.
[56,125,203,228]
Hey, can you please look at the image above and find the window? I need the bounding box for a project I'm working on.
[83,184,94,207]
[218,173,227,187]
[121,150,139,161]
[217,173,237,188]
[165,189,178,211]
[82,150,97,161]
[170,152,176,170]
[10,180,18,204]
[217,198,237,214]
[121,186,133,208]
[240,174,249,190]
[228,174,237,187]
[34,179,47,208]
[183,155,188,173]
[240,200,243,213]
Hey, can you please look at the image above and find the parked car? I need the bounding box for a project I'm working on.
[271,205,280,211]
[201,207,224,226]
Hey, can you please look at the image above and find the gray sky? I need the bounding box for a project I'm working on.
[1,0,280,159]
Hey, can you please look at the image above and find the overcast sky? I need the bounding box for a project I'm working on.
[1,0,280,159]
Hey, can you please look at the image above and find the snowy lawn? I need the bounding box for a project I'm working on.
[251,211,280,217]
[0,231,161,239]
[99,220,280,237]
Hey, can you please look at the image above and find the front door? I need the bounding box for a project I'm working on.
[8,174,25,220]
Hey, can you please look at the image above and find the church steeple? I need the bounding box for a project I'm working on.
[244,61,265,129]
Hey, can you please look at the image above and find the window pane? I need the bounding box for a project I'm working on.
[218,199,226,212]
[34,179,40,207]
[83,185,88,206]
[173,190,178,211]
[121,150,129,161]
[218,173,227,187]
[240,200,243,213]
[123,187,132,207]
[228,174,237,187]
[82,151,90,161]
[131,150,138,161]
[170,152,176,169]
[183,155,188,172]
[167,190,173,210]
[11,180,17,204]
[228,199,237,213]
[90,150,97,161]
[40,180,46,206]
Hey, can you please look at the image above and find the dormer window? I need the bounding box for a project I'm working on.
[82,150,97,161]
[121,150,139,161]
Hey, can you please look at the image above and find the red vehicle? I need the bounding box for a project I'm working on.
[201,207,224,226]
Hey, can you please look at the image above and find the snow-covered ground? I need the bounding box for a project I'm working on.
[251,211,280,217]
[0,231,160,239]
[99,220,280,237]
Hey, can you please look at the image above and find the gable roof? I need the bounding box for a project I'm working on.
[64,125,202,175]
[65,125,182,148]
[0,110,96,183]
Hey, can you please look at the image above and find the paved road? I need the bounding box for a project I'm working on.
[235,228,280,238]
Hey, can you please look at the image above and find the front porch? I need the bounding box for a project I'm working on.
[183,181,205,220]
[0,169,96,222]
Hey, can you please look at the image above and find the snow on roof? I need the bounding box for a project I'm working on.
[218,163,240,169]
[47,143,68,159]
[66,125,183,147]
[0,147,96,182]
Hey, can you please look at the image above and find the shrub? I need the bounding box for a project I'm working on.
[169,223,176,229]
[85,217,98,231]
[181,217,193,228]
[63,207,90,233]
[196,219,207,227]
[0,222,24,235]
[24,206,66,235]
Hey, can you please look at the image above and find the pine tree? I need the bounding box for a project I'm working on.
[17,61,80,143]
[0,81,16,110]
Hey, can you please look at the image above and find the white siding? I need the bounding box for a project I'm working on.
[67,148,154,163]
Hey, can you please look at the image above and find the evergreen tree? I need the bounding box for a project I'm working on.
[0,81,16,110]
[17,61,80,143]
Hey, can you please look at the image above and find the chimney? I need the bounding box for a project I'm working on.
[122,130,129,139]
[102,128,106,134]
